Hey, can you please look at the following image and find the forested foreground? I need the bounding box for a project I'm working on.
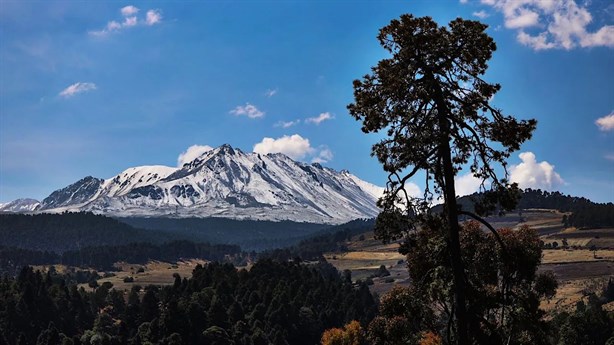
[2,223,614,344]
[0,260,377,345]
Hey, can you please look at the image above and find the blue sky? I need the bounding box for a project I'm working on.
[1,0,613,203]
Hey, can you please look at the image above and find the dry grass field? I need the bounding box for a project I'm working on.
[542,249,614,263]
[325,210,614,312]
[78,259,206,291]
[325,232,409,294]
[539,276,613,313]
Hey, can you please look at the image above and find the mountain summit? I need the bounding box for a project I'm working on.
[31,145,383,224]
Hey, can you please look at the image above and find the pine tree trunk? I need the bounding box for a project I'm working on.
[432,80,469,345]
[440,136,469,345]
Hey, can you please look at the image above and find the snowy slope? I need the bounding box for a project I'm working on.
[99,165,178,197]
[36,144,384,224]
[0,198,40,213]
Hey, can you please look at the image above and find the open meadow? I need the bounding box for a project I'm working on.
[76,259,207,291]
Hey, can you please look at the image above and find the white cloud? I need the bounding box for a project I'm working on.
[404,183,422,199]
[311,147,334,164]
[177,145,213,167]
[107,21,122,31]
[510,152,564,190]
[59,82,97,98]
[253,135,334,163]
[274,120,300,128]
[305,112,333,125]
[123,16,138,27]
[460,0,469,4]
[230,103,265,119]
[253,134,314,160]
[473,10,490,19]
[605,154,614,161]
[121,5,139,16]
[265,88,278,97]
[505,8,540,29]
[517,31,556,50]
[595,111,614,131]
[468,0,614,50]
[89,6,161,36]
[455,173,489,197]
[146,9,162,25]
[89,20,127,37]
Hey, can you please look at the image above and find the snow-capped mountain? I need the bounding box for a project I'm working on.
[0,198,41,213]
[34,144,384,224]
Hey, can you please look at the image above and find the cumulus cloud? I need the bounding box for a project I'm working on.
[509,152,564,190]
[305,112,333,125]
[473,10,489,19]
[253,134,333,163]
[505,7,540,29]
[265,88,278,97]
[405,183,422,199]
[455,173,489,197]
[274,120,300,128]
[253,135,314,160]
[89,5,161,36]
[311,147,334,164]
[230,103,265,119]
[146,9,162,25]
[59,82,97,98]
[595,111,614,131]
[121,5,139,16]
[177,144,213,167]
[123,16,138,27]
[467,0,614,50]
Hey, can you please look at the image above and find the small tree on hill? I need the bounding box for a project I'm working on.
[321,321,365,345]
[348,14,537,344]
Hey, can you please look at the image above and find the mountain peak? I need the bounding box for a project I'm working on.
[217,143,236,155]
[33,146,383,224]
[39,176,104,210]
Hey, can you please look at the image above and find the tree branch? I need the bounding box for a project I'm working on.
[458,210,506,255]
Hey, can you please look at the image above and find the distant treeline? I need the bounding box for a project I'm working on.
[259,218,374,261]
[0,214,374,275]
[0,240,241,275]
[0,219,374,275]
[0,259,376,345]
[119,216,329,251]
[517,189,614,228]
[0,212,333,253]
[0,212,168,252]
[452,189,614,229]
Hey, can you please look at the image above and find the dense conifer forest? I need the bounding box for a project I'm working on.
[0,213,168,252]
[0,213,372,255]
[0,241,242,276]
[517,189,614,228]
[0,260,377,345]
[0,219,373,276]
[449,189,614,229]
